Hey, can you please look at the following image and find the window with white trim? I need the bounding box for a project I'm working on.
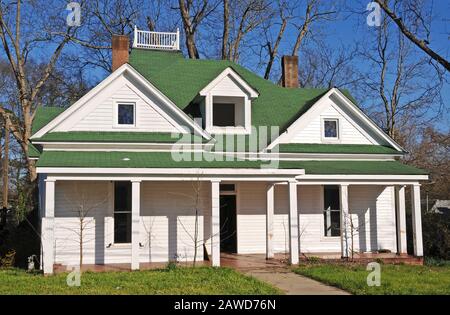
[323,119,339,139]
[212,96,245,128]
[213,103,236,127]
[323,185,341,237]
[117,103,135,126]
[114,181,132,243]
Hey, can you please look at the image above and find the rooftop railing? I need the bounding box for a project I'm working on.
[133,26,180,51]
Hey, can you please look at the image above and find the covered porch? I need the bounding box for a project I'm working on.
[39,168,426,274]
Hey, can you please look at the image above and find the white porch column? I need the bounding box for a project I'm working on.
[131,180,141,270]
[395,185,408,255]
[288,180,299,265]
[340,184,350,259]
[266,184,275,259]
[211,180,221,267]
[42,179,55,275]
[411,184,423,257]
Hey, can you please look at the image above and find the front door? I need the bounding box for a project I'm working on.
[219,195,237,253]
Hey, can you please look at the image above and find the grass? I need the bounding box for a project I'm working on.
[294,263,450,295]
[0,267,281,295]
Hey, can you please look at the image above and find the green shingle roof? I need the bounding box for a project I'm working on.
[129,49,328,132]
[32,106,66,135]
[32,131,206,143]
[35,151,427,175]
[276,143,402,155]
[28,143,41,158]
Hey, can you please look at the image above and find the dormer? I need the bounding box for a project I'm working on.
[199,68,259,134]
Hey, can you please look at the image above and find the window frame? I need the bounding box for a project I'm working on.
[114,101,136,128]
[323,185,341,238]
[113,181,132,244]
[322,118,340,142]
[206,95,251,135]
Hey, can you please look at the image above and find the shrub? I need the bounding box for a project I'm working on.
[422,212,450,260]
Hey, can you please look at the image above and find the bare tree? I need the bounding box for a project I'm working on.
[170,178,204,266]
[298,42,361,89]
[261,0,295,79]
[2,118,9,209]
[178,0,220,59]
[63,183,109,270]
[0,1,78,182]
[374,0,450,72]
[359,14,443,140]
[222,0,273,62]
[290,0,336,57]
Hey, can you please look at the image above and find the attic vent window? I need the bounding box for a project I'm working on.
[117,103,135,126]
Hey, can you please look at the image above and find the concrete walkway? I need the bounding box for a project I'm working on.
[243,268,350,295]
[221,253,350,295]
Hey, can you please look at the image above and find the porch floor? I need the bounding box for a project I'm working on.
[301,252,423,265]
[52,252,422,273]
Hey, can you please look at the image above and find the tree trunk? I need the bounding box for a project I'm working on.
[2,120,9,208]
[79,219,83,271]
[264,19,287,80]
[221,0,229,60]
[185,32,200,59]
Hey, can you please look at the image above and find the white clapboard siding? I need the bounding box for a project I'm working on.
[52,181,397,265]
[290,103,374,144]
[54,181,110,265]
[53,181,209,266]
[53,75,181,133]
[209,74,248,97]
[140,181,210,262]
[237,183,397,255]
[237,182,267,254]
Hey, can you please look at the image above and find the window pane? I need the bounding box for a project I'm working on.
[114,213,131,243]
[114,182,131,212]
[324,185,341,237]
[324,185,340,210]
[324,210,341,237]
[118,104,134,125]
[114,182,132,244]
[213,103,235,127]
[324,120,337,138]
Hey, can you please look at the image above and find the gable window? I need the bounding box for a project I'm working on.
[117,103,135,126]
[213,103,236,127]
[323,119,339,139]
[323,185,341,237]
[114,181,132,243]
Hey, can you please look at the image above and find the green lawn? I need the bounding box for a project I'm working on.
[294,263,450,295]
[0,267,281,295]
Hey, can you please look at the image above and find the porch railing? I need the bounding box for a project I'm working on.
[133,26,180,51]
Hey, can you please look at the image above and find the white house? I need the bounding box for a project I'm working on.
[30,29,428,274]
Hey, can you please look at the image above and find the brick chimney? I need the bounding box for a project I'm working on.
[112,35,129,72]
[281,56,299,88]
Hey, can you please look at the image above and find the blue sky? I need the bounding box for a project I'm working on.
[53,1,450,131]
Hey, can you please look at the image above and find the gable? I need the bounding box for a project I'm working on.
[209,74,247,97]
[290,103,373,144]
[31,64,211,140]
[53,76,181,133]
[199,68,259,98]
[270,88,404,152]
